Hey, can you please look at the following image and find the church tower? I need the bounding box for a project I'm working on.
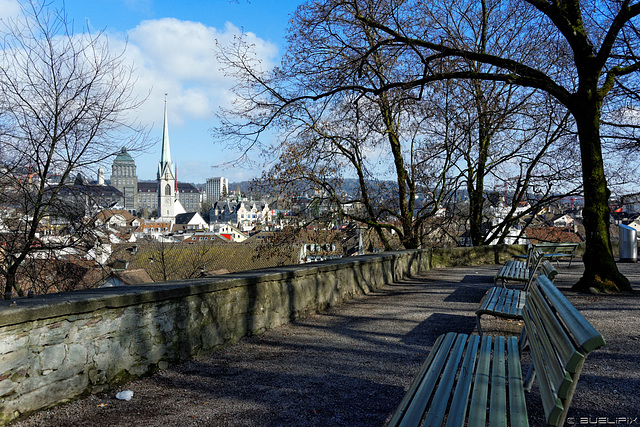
[157,96,177,221]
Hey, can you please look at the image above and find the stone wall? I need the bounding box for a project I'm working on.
[1,243,594,424]
[0,250,430,425]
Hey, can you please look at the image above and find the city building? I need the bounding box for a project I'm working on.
[206,177,228,202]
[177,183,202,213]
[173,212,208,233]
[111,147,138,213]
[136,181,201,217]
[210,223,248,242]
[137,182,157,217]
[209,198,273,231]
[157,98,179,222]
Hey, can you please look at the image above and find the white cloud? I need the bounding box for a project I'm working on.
[115,18,278,127]
[0,0,20,20]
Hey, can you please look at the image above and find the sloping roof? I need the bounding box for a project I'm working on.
[525,226,583,244]
[181,234,227,243]
[138,181,157,193]
[114,268,153,285]
[175,212,197,224]
[94,209,140,225]
[177,183,200,193]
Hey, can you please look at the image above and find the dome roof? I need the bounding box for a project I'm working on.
[113,147,135,165]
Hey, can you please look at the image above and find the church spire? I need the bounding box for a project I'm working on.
[161,94,171,162]
[157,95,174,179]
[157,95,177,221]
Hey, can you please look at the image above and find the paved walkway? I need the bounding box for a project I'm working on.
[15,262,640,426]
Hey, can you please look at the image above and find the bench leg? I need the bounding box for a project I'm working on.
[524,364,536,392]
[476,314,484,336]
[518,327,529,352]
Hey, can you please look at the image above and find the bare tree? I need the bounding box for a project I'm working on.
[216,1,467,250]
[0,1,148,297]
[346,0,640,291]
[215,0,581,253]
[217,0,639,292]
[431,77,583,246]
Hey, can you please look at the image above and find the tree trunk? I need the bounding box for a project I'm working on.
[380,96,420,250]
[468,182,484,246]
[572,91,631,292]
[4,262,22,298]
[469,124,491,246]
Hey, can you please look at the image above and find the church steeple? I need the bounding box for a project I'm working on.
[157,95,176,221]
[157,95,174,179]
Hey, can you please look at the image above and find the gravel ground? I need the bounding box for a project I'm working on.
[12,261,640,426]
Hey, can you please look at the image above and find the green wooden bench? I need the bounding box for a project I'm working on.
[476,261,558,336]
[532,242,580,267]
[387,275,604,427]
[494,248,544,287]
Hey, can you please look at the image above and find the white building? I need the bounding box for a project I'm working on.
[209,198,273,231]
[206,177,229,202]
[210,223,248,242]
[156,98,180,222]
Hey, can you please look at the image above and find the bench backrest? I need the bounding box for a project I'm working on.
[533,242,579,254]
[522,275,605,426]
[540,260,558,283]
[522,249,545,290]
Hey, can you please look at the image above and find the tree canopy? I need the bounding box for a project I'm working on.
[0,1,148,297]
[216,0,640,292]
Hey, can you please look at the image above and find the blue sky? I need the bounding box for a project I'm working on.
[0,0,304,183]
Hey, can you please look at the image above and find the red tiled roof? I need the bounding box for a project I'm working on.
[525,226,582,244]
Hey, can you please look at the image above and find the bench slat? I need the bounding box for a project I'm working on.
[522,306,565,423]
[494,289,509,313]
[507,337,529,427]
[489,336,507,427]
[386,334,448,426]
[440,335,480,427]
[528,285,583,373]
[399,333,457,425]
[536,276,606,353]
[540,261,558,283]
[467,336,493,426]
[423,334,469,425]
[515,291,527,317]
[523,302,573,399]
[484,287,502,311]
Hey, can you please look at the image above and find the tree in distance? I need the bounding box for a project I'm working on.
[0,1,149,297]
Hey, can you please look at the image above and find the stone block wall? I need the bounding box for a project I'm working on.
[0,250,430,425]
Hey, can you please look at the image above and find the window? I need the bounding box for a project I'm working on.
[165,184,171,196]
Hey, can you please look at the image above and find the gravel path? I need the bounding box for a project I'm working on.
[12,262,640,426]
